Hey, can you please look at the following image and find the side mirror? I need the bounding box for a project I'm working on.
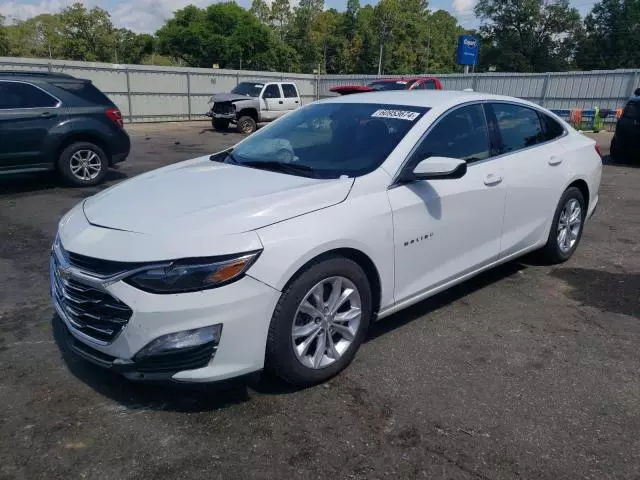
[400,157,467,182]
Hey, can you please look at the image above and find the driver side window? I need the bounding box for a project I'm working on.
[262,84,281,99]
[410,104,490,164]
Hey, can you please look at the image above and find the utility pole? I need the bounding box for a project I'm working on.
[425,35,431,72]
[377,42,383,75]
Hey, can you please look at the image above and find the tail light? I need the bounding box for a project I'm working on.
[594,145,602,157]
[105,108,123,128]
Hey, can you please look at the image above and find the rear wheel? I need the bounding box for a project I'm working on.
[237,115,257,134]
[212,119,229,131]
[57,142,108,187]
[539,187,586,263]
[266,257,372,387]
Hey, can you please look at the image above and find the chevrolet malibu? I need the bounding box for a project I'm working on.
[51,91,602,386]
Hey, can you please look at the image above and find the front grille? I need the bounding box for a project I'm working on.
[213,102,234,115]
[66,250,143,277]
[51,255,133,343]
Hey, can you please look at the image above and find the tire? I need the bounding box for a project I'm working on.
[266,257,373,387]
[236,115,257,134]
[610,136,621,162]
[539,187,586,264]
[57,142,109,187]
[212,119,229,131]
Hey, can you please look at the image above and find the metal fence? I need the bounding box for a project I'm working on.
[2,56,638,124]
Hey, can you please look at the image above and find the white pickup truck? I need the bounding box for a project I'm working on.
[206,81,301,134]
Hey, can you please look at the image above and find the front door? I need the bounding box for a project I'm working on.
[0,81,61,171]
[387,103,506,304]
[260,84,287,121]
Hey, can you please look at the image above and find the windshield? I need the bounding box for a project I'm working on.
[368,80,413,91]
[225,103,429,179]
[231,82,264,97]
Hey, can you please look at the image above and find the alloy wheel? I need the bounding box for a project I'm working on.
[291,276,362,369]
[69,149,102,181]
[557,198,582,253]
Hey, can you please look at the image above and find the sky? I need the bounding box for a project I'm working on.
[0,0,600,34]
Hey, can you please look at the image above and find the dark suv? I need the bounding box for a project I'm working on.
[611,94,639,164]
[0,71,130,186]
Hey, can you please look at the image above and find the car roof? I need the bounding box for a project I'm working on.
[0,71,80,82]
[319,90,542,111]
[370,77,437,82]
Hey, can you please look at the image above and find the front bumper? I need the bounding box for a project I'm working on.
[205,111,236,120]
[51,252,281,383]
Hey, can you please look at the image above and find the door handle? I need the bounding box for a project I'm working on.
[40,112,56,119]
[548,156,563,166]
[278,100,283,104]
[295,100,299,104]
[484,173,503,186]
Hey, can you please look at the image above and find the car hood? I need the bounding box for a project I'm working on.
[82,156,354,236]
[209,93,257,103]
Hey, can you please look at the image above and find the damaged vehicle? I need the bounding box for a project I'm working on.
[206,81,301,134]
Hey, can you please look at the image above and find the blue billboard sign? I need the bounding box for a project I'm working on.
[456,35,480,66]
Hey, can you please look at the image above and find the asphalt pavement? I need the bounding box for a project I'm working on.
[0,122,638,480]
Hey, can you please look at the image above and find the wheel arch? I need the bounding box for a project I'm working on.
[278,247,383,318]
[236,108,258,122]
[54,133,110,169]
[566,178,590,209]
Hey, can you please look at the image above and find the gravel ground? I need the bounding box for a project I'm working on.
[0,123,638,480]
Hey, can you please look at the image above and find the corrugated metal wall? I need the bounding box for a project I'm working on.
[2,56,638,123]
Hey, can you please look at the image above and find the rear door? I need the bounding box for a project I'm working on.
[260,84,287,121]
[486,102,569,258]
[0,81,62,170]
[281,83,301,112]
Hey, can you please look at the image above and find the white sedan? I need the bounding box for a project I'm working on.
[50,91,602,386]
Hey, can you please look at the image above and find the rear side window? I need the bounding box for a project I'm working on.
[623,101,639,119]
[411,104,490,163]
[415,80,437,90]
[263,84,281,99]
[538,112,565,141]
[491,103,545,153]
[0,81,59,109]
[282,84,298,98]
[53,82,114,106]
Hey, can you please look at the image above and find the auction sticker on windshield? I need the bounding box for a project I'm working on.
[372,109,420,121]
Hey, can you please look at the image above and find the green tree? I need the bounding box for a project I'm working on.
[113,29,154,64]
[57,3,115,61]
[6,14,63,59]
[422,10,465,73]
[475,0,582,72]
[0,15,9,56]
[250,0,271,24]
[271,0,292,39]
[577,0,640,70]
[374,0,400,74]
[157,3,299,71]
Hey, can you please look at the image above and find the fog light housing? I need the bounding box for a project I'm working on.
[135,324,223,360]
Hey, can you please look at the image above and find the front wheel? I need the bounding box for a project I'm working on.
[539,187,586,263]
[236,115,257,134]
[266,257,372,387]
[57,142,108,187]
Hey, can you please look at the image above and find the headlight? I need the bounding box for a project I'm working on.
[125,251,261,294]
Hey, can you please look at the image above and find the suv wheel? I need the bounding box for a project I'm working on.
[58,142,108,187]
[265,257,372,387]
[237,116,257,134]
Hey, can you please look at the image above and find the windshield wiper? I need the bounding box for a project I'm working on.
[240,161,317,177]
